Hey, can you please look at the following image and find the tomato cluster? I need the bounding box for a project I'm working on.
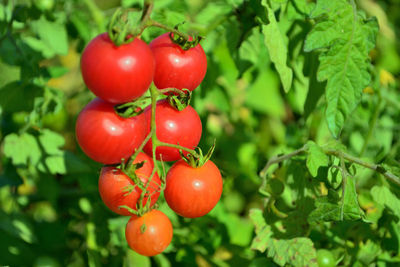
[76,31,223,256]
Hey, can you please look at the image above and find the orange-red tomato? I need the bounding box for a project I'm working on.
[75,98,147,164]
[125,210,173,256]
[81,33,154,104]
[149,32,207,92]
[164,160,223,218]
[98,153,161,216]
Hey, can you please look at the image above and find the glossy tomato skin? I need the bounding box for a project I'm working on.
[75,98,146,164]
[125,210,173,256]
[143,100,202,161]
[81,33,154,104]
[149,33,207,92]
[164,160,223,218]
[99,153,161,216]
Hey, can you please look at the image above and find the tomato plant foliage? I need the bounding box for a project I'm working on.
[1,0,400,266]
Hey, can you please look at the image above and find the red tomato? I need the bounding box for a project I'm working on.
[149,33,207,92]
[164,160,223,218]
[143,100,202,161]
[75,98,146,164]
[125,210,173,256]
[99,152,161,216]
[81,33,154,104]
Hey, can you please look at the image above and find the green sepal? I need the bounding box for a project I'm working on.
[108,8,140,46]
[118,205,140,216]
[169,23,203,50]
[180,140,216,168]
[167,89,192,111]
[114,101,145,118]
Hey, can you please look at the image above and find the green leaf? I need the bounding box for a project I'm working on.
[3,130,68,174]
[341,176,365,220]
[245,70,284,117]
[0,82,42,113]
[304,0,378,137]
[211,203,254,247]
[3,132,41,166]
[38,129,65,155]
[153,254,171,267]
[0,211,37,244]
[124,250,151,267]
[195,2,232,26]
[308,177,364,223]
[371,186,400,220]
[261,0,293,92]
[306,141,329,177]
[250,209,318,267]
[0,60,20,88]
[356,239,381,265]
[238,27,269,72]
[108,216,130,247]
[27,16,68,58]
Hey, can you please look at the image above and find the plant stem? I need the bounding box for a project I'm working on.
[339,155,348,220]
[83,0,105,32]
[135,84,160,215]
[154,140,198,156]
[149,85,159,157]
[147,20,191,40]
[258,144,400,187]
[259,144,308,179]
[140,0,154,22]
[324,149,400,186]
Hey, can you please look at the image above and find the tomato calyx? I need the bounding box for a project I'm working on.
[108,8,140,46]
[181,141,216,168]
[169,27,203,50]
[167,89,192,111]
[114,100,146,118]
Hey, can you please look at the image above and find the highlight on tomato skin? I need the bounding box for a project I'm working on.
[143,99,202,161]
[98,152,161,216]
[81,32,155,104]
[75,98,147,164]
[164,159,223,218]
[125,210,173,256]
[149,32,207,93]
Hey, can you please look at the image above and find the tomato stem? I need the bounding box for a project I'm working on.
[146,19,191,41]
[259,144,400,187]
[108,0,192,46]
[154,140,198,156]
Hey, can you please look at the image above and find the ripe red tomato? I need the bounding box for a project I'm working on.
[81,33,154,104]
[149,33,207,92]
[98,152,161,216]
[75,98,146,164]
[143,100,202,161]
[125,210,173,256]
[164,159,223,218]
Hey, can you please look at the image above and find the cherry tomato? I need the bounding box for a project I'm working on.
[75,98,146,164]
[149,33,207,92]
[81,33,154,104]
[317,249,335,267]
[164,159,223,218]
[125,210,173,256]
[99,152,161,216]
[143,100,202,161]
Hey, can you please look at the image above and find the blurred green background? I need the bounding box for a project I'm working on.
[1,0,400,266]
